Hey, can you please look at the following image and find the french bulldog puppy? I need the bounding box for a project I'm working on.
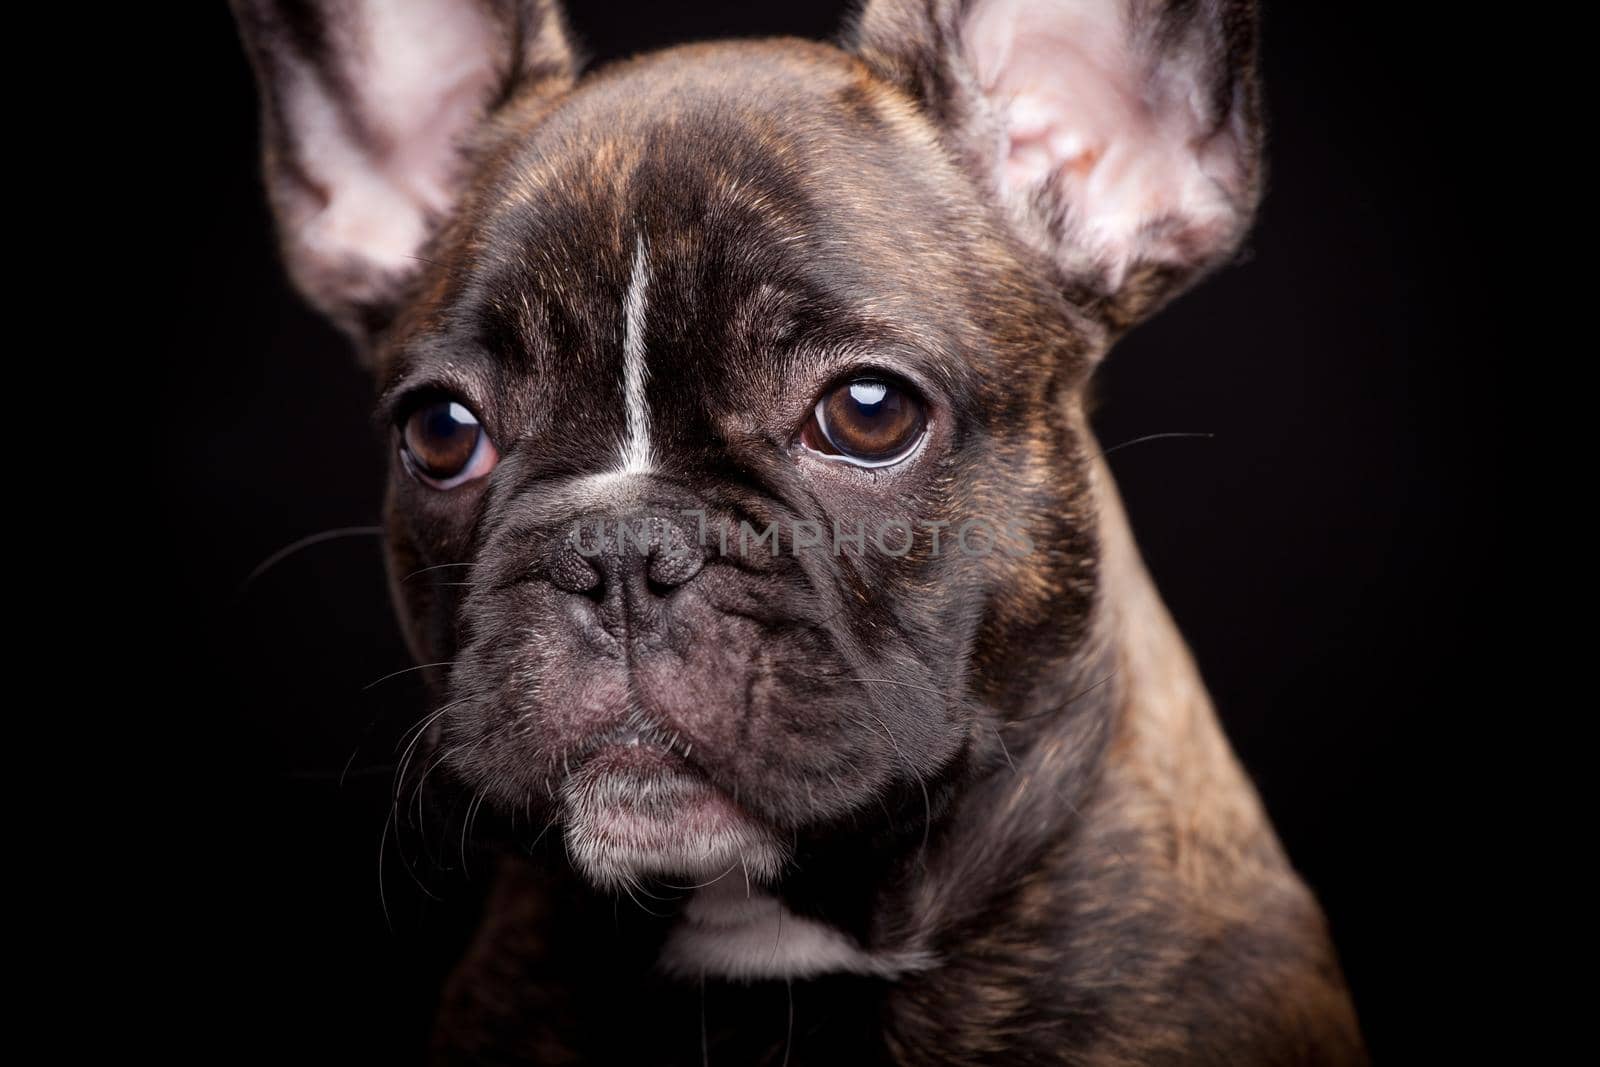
[233,0,1365,1062]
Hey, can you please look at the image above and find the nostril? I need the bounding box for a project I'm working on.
[574,569,606,601]
[646,546,702,592]
[645,523,703,594]
[548,535,603,596]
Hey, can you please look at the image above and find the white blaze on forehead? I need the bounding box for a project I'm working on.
[618,236,654,474]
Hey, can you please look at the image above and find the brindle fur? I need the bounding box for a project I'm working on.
[234,2,1364,1062]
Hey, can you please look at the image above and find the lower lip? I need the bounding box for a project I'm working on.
[577,741,743,831]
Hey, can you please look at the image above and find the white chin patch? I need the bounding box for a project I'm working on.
[658,877,936,982]
[558,746,785,892]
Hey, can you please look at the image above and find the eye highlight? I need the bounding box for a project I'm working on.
[400,398,499,489]
[801,377,927,467]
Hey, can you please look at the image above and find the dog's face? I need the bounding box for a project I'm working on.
[379,44,1105,887]
[236,0,1259,891]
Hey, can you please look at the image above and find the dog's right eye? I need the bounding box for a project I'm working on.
[400,399,499,489]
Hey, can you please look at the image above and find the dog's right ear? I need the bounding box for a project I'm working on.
[231,0,576,354]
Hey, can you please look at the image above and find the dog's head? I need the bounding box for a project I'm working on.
[236,0,1260,891]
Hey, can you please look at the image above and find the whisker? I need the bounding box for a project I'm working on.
[769,894,784,967]
[625,879,676,902]
[619,878,668,917]
[1095,431,1214,461]
[337,665,463,788]
[460,790,486,876]
[859,706,932,865]
[377,794,443,931]
[337,739,380,788]
[1000,671,1118,724]
[700,976,709,1067]
[411,743,465,831]
[283,763,393,782]
[655,862,740,892]
[987,722,1017,773]
[378,807,395,931]
[526,810,561,854]
[781,976,794,1067]
[393,695,478,801]
[389,705,484,877]
[238,524,383,594]
[363,660,455,691]
[399,561,475,583]
[845,675,946,698]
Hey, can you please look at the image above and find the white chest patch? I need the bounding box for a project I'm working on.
[657,881,934,982]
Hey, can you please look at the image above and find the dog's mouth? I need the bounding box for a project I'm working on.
[555,732,786,890]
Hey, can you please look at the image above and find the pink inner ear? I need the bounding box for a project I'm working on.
[282,0,503,283]
[965,0,1246,287]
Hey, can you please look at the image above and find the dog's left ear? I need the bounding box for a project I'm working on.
[850,0,1262,331]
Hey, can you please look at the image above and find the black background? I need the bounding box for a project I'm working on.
[167,2,1489,1061]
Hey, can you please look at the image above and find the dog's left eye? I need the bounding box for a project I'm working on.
[800,377,927,467]
[400,399,499,489]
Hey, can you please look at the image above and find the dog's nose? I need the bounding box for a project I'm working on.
[548,512,704,603]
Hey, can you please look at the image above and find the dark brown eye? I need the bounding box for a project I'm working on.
[401,399,499,489]
[802,378,927,467]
